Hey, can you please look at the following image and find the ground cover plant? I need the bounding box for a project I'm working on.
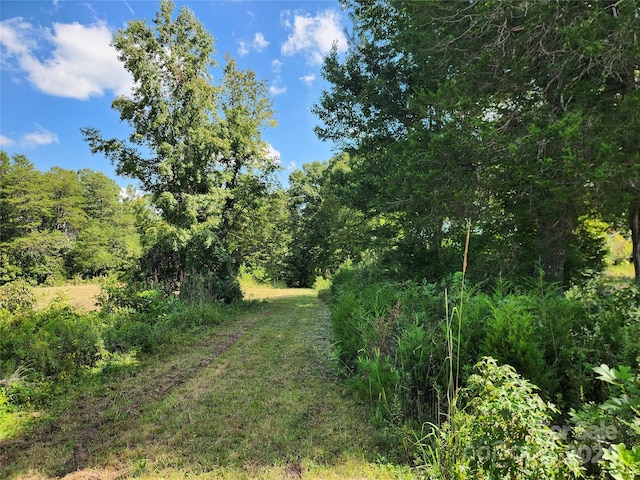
[325,258,640,478]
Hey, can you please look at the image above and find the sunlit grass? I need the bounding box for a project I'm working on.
[1,288,413,479]
[34,283,102,312]
[603,261,635,283]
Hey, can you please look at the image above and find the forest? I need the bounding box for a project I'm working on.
[1,1,640,479]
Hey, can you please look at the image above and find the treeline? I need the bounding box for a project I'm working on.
[312,0,640,288]
[0,150,360,290]
[0,152,140,284]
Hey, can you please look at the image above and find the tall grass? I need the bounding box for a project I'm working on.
[327,225,640,470]
[0,279,257,427]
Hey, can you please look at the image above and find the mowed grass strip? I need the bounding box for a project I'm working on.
[2,290,412,479]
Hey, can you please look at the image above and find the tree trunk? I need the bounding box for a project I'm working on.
[630,202,640,285]
[537,215,573,285]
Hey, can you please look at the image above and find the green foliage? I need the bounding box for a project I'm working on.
[180,226,242,304]
[286,155,371,287]
[0,305,104,382]
[82,1,276,299]
[0,278,239,415]
[0,152,140,285]
[313,275,332,302]
[314,0,640,286]
[566,281,640,400]
[570,365,640,479]
[481,298,546,385]
[419,358,583,479]
[0,279,36,313]
[608,232,632,266]
[565,217,610,284]
[329,262,640,450]
[232,190,293,286]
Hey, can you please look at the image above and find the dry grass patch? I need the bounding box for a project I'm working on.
[34,284,102,312]
[242,286,315,301]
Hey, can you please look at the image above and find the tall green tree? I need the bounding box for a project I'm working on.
[0,153,49,242]
[287,155,371,286]
[43,167,87,236]
[315,0,640,285]
[82,0,276,301]
[78,169,121,220]
[231,188,293,285]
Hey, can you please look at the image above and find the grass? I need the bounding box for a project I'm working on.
[34,283,102,312]
[603,261,635,283]
[0,288,413,479]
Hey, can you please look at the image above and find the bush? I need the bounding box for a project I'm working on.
[607,232,632,266]
[570,364,640,479]
[0,279,36,313]
[0,305,104,382]
[328,262,640,450]
[566,281,640,402]
[419,358,583,479]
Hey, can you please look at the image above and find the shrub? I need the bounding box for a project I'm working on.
[0,279,36,313]
[419,358,583,479]
[0,305,104,382]
[570,364,640,479]
[607,232,632,266]
[566,281,640,402]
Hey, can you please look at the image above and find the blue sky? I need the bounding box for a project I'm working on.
[0,0,350,187]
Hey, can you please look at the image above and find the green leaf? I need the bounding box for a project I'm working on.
[594,364,618,385]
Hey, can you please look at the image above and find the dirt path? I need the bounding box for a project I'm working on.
[0,290,412,480]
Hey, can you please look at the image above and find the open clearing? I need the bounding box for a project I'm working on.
[1,288,413,480]
[35,284,102,313]
[34,283,308,313]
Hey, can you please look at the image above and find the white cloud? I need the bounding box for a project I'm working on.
[264,143,281,165]
[238,32,269,56]
[0,135,15,147]
[238,40,249,56]
[300,74,315,86]
[0,18,133,100]
[22,126,58,146]
[0,18,37,59]
[271,59,283,72]
[253,33,268,51]
[269,59,286,95]
[281,9,347,65]
[269,84,287,96]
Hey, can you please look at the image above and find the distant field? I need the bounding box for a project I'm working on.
[603,262,635,283]
[33,283,314,312]
[242,285,315,300]
[34,284,102,312]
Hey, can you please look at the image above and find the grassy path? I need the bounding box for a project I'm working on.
[1,289,412,479]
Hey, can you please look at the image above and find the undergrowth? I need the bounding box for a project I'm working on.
[0,279,257,438]
[328,256,640,477]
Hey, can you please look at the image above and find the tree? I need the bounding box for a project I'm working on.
[0,153,50,243]
[230,188,293,285]
[315,0,640,285]
[217,56,278,243]
[287,155,371,286]
[82,0,276,301]
[77,169,121,221]
[43,167,87,236]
